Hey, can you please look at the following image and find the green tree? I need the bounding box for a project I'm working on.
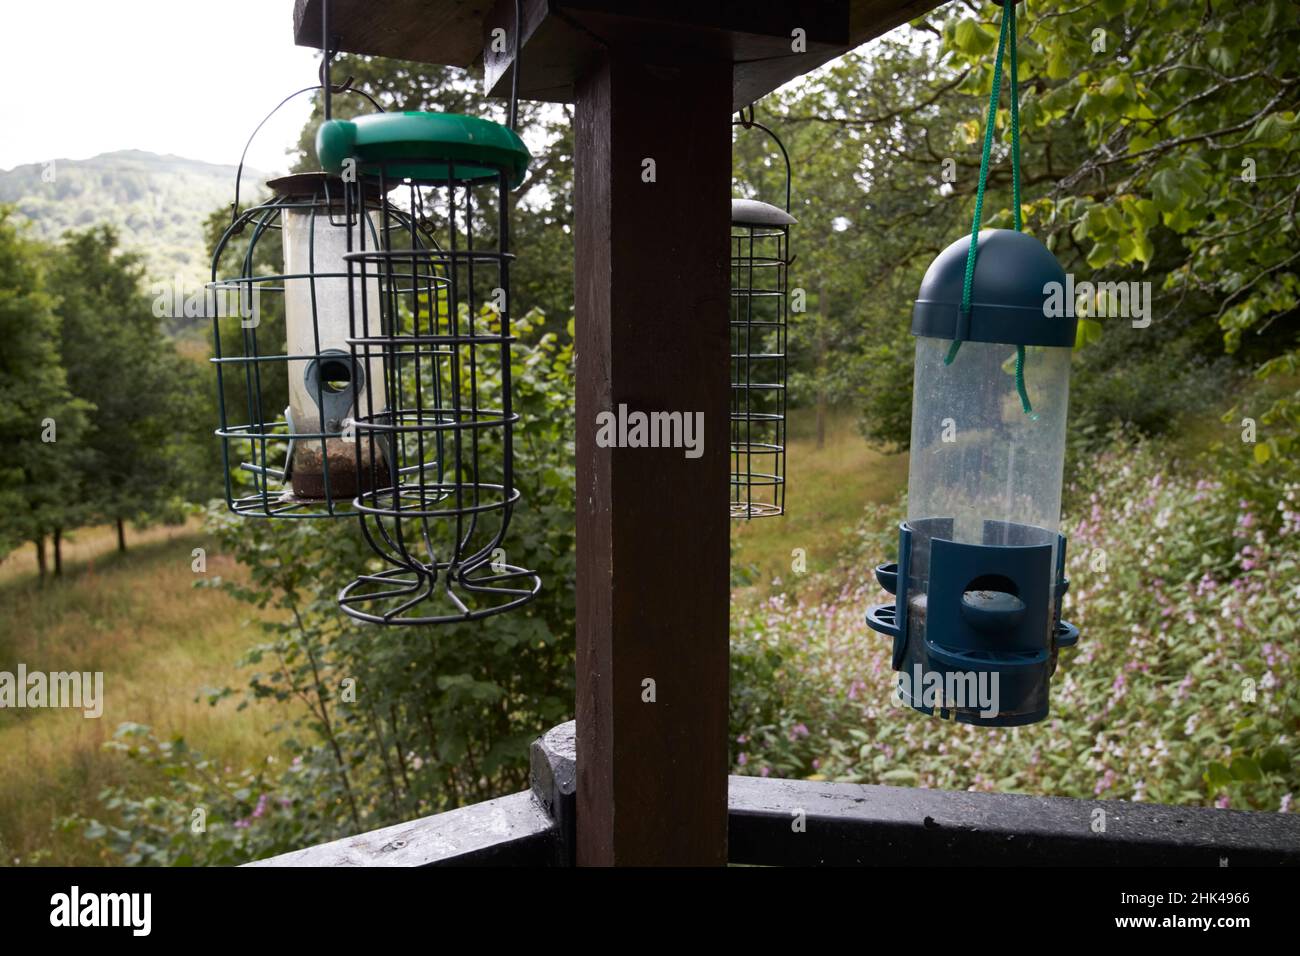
[735,0,1299,454]
[0,208,89,574]
[49,225,202,561]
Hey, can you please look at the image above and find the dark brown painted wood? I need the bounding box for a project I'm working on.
[248,721,1300,867]
[293,0,488,67]
[483,0,849,109]
[573,50,732,866]
[728,775,1300,866]
[299,1,944,112]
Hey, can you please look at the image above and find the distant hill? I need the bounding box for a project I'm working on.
[0,150,268,288]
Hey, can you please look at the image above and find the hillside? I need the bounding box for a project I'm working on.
[0,150,266,288]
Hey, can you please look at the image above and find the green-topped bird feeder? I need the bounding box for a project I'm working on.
[315,110,541,626]
[209,0,540,627]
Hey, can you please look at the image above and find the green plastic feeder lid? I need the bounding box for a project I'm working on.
[317,112,531,189]
[912,229,1075,348]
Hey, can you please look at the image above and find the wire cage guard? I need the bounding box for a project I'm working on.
[328,134,540,625]
[210,172,404,518]
[730,115,795,519]
[208,67,389,519]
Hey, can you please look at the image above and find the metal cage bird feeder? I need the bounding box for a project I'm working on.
[315,112,541,625]
[208,44,392,519]
[731,114,795,519]
[210,166,397,516]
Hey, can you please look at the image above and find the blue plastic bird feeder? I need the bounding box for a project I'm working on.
[867,229,1081,726]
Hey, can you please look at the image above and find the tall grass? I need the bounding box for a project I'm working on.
[732,408,908,592]
[0,524,293,865]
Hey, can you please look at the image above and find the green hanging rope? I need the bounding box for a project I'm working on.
[944,0,1034,417]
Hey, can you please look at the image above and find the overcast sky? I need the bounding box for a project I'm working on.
[1,0,323,174]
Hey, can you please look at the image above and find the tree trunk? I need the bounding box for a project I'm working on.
[34,535,47,579]
[116,517,126,553]
[816,386,827,450]
[53,528,63,576]
[816,280,828,450]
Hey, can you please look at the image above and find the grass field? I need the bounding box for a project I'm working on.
[731,408,908,593]
[0,521,295,865]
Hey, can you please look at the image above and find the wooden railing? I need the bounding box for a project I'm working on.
[251,722,1300,867]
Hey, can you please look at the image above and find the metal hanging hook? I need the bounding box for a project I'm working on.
[225,0,391,226]
[226,83,386,227]
[732,106,792,214]
[319,55,354,96]
[321,0,333,121]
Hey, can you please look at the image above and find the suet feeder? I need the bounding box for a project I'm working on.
[731,115,794,519]
[315,111,541,624]
[866,0,1079,725]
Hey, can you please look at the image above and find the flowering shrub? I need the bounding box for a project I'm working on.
[59,723,307,866]
[730,438,1298,811]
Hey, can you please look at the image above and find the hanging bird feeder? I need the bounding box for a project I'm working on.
[210,0,539,626]
[731,110,794,519]
[316,111,541,624]
[866,1,1079,725]
[209,81,392,516]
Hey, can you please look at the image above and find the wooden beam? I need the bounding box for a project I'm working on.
[293,0,488,66]
[296,1,946,111]
[573,50,732,866]
[245,790,557,866]
[483,0,850,110]
[246,723,1300,868]
[729,775,1300,866]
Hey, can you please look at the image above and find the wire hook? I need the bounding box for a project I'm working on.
[319,53,354,96]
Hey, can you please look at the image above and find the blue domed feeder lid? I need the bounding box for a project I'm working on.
[912,228,1075,348]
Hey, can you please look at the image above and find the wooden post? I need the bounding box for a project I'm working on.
[573,51,733,866]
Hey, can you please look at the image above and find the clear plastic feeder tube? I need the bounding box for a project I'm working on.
[905,336,1072,642]
[907,337,1071,543]
[282,203,384,500]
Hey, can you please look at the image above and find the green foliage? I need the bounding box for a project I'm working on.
[49,225,211,530]
[948,0,1300,446]
[59,723,305,867]
[734,1,1300,454]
